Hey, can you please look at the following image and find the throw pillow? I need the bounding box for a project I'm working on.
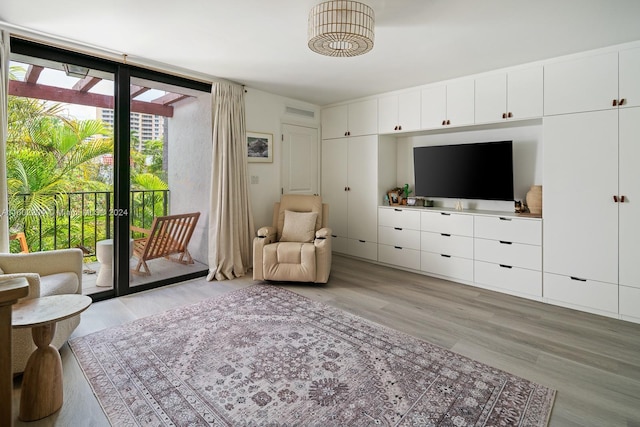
[280,210,318,243]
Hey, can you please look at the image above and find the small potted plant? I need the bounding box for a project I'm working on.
[401,184,412,205]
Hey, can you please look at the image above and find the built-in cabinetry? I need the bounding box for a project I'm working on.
[421,80,475,129]
[321,98,378,139]
[474,66,543,124]
[543,45,640,319]
[377,207,542,298]
[378,90,421,133]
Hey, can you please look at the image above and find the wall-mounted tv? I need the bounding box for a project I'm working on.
[413,141,514,201]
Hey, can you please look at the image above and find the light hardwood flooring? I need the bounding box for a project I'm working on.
[11,254,640,426]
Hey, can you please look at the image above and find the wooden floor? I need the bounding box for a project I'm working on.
[11,255,640,426]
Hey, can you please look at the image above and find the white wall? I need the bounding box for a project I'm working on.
[245,88,320,229]
[167,93,212,263]
[396,122,543,212]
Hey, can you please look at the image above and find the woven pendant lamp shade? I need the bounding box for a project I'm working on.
[308,1,375,57]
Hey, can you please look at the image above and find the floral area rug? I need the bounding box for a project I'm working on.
[70,285,555,426]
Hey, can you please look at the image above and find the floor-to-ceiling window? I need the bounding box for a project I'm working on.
[7,38,211,300]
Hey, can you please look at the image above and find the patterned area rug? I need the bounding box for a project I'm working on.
[70,285,555,426]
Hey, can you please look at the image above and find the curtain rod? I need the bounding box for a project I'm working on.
[0,20,241,88]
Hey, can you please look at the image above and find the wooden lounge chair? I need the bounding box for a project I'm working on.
[130,212,200,276]
[9,232,29,253]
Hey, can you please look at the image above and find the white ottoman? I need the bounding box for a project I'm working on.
[95,239,134,287]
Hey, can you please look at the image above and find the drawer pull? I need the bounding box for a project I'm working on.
[358,239,366,243]
[499,217,512,221]
[394,246,403,250]
[440,212,451,216]
[441,233,451,237]
[570,276,587,282]
[394,208,402,212]
[440,254,451,258]
[499,240,512,245]
[394,227,403,231]
[331,234,337,238]
[499,264,513,269]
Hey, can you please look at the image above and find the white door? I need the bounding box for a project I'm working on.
[347,135,378,243]
[321,138,348,239]
[281,123,319,195]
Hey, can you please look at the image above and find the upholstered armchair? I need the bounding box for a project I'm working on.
[253,194,332,283]
[0,248,83,375]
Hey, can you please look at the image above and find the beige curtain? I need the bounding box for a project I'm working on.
[207,82,254,280]
[0,31,10,253]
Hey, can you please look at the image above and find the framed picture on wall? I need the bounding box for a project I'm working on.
[247,131,273,163]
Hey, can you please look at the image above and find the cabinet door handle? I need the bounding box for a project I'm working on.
[612,99,618,107]
[331,234,337,238]
[446,119,451,125]
[442,120,446,126]
[394,227,403,231]
[502,113,507,119]
[499,217,512,221]
[507,112,513,118]
[613,195,618,202]
[499,264,513,269]
[619,98,626,106]
[440,212,451,216]
[441,233,451,237]
[394,246,403,250]
[621,195,626,203]
[499,240,512,245]
[570,276,587,282]
[394,208,402,212]
[398,125,402,130]
[440,254,451,258]
[394,125,398,131]
[358,239,366,243]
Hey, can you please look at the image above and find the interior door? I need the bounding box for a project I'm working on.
[281,124,319,195]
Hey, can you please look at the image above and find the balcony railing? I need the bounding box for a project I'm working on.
[8,190,169,256]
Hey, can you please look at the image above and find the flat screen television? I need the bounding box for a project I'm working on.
[413,141,514,201]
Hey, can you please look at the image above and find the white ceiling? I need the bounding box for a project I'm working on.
[2,0,640,106]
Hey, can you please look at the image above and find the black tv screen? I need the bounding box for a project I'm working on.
[413,141,514,201]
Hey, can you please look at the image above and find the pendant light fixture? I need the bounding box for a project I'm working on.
[308,1,375,57]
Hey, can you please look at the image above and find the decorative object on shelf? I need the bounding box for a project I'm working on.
[247,131,273,163]
[514,200,523,213]
[308,1,375,57]
[387,191,399,206]
[423,199,434,207]
[406,197,418,206]
[455,200,464,211]
[383,194,389,206]
[526,185,542,215]
[402,183,412,199]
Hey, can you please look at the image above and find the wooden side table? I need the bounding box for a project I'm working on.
[12,294,91,421]
[1,277,30,427]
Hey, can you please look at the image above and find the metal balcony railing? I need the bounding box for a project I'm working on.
[8,190,169,256]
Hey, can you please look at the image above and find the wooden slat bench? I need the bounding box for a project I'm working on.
[130,212,200,276]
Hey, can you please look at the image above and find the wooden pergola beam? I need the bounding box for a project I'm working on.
[151,92,190,106]
[72,76,102,92]
[130,85,150,98]
[8,80,174,117]
[25,65,43,84]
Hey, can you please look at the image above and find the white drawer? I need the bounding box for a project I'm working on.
[378,226,420,250]
[544,272,618,314]
[474,261,542,297]
[620,285,640,320]
[347,238,378,261]
[378,207,421,230]
[474,238,541,270]
[331,235,348,254]
[421,211,473,236]
[421,231,473,259]
[378,245,421,270]
[474,215,541,245]
[421,251,473,282]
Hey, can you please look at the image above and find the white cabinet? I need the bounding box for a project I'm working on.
[377,207,420,270]
[620,285,640,320]
[321,135,379,261]
[321,99,378,139]
[544,273,618,316]
[544,48,640,116]
[543,110,619,284]
[421,79,474,129]
[473,216,542,298]
[475,67,543,124]
[420,211,474,282]
[378,91,421,134]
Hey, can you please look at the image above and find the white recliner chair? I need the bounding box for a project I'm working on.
[0,248,83,375]
[253,194,332,284]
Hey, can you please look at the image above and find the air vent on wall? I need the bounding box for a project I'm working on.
[285,106,315,119]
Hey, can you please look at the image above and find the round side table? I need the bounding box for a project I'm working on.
[12,294,92,421]
[95,238,134,287]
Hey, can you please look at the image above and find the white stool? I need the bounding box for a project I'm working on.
[95,239,134,287]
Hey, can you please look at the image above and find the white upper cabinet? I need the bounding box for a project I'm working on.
[321,99,377,139]
[544,51,619,115]
[619,47,640,108]
[476,67,543,124]
[420,79,474,129]
[378,90,421,133]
